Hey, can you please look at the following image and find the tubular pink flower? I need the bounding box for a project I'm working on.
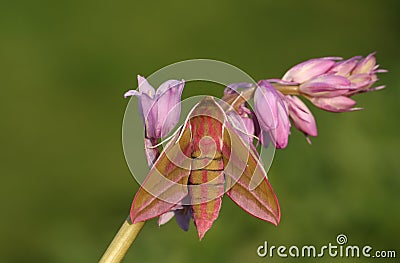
[254,81,290,149]
[124,75,185,139]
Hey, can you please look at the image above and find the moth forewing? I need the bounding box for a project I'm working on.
[222,116,280,225]
[130,123,192,223]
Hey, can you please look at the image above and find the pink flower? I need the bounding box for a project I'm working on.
[309,96,359,113]
[299,74,351,98]
[158,204,193,232]
[254,81,290,149]
[330,52,387,95]
[124,75,185,139]
[223,83,256,144]
[286,95,318,139]
[282,57,340,83]
[328,56,361,77]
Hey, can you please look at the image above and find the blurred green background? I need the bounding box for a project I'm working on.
[1,0,399,262]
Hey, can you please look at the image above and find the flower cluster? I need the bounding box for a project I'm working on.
[124,52,385,238]
[226,53,386,148]
[279,52,386,112]
[124,75,185,139]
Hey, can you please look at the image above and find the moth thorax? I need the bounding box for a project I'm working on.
[191,136,222,159]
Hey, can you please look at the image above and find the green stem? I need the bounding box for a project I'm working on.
[272,84,300,95]
[99,218,145,263]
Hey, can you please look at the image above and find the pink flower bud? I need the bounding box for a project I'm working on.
[309,96,358,112]
[299,74,351,97]
[282,57,340,83]
[331,52,387,95]
[254,81,290,149]
[286,96,318,137]
[329,56,361,76]
[352,52,377,75]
